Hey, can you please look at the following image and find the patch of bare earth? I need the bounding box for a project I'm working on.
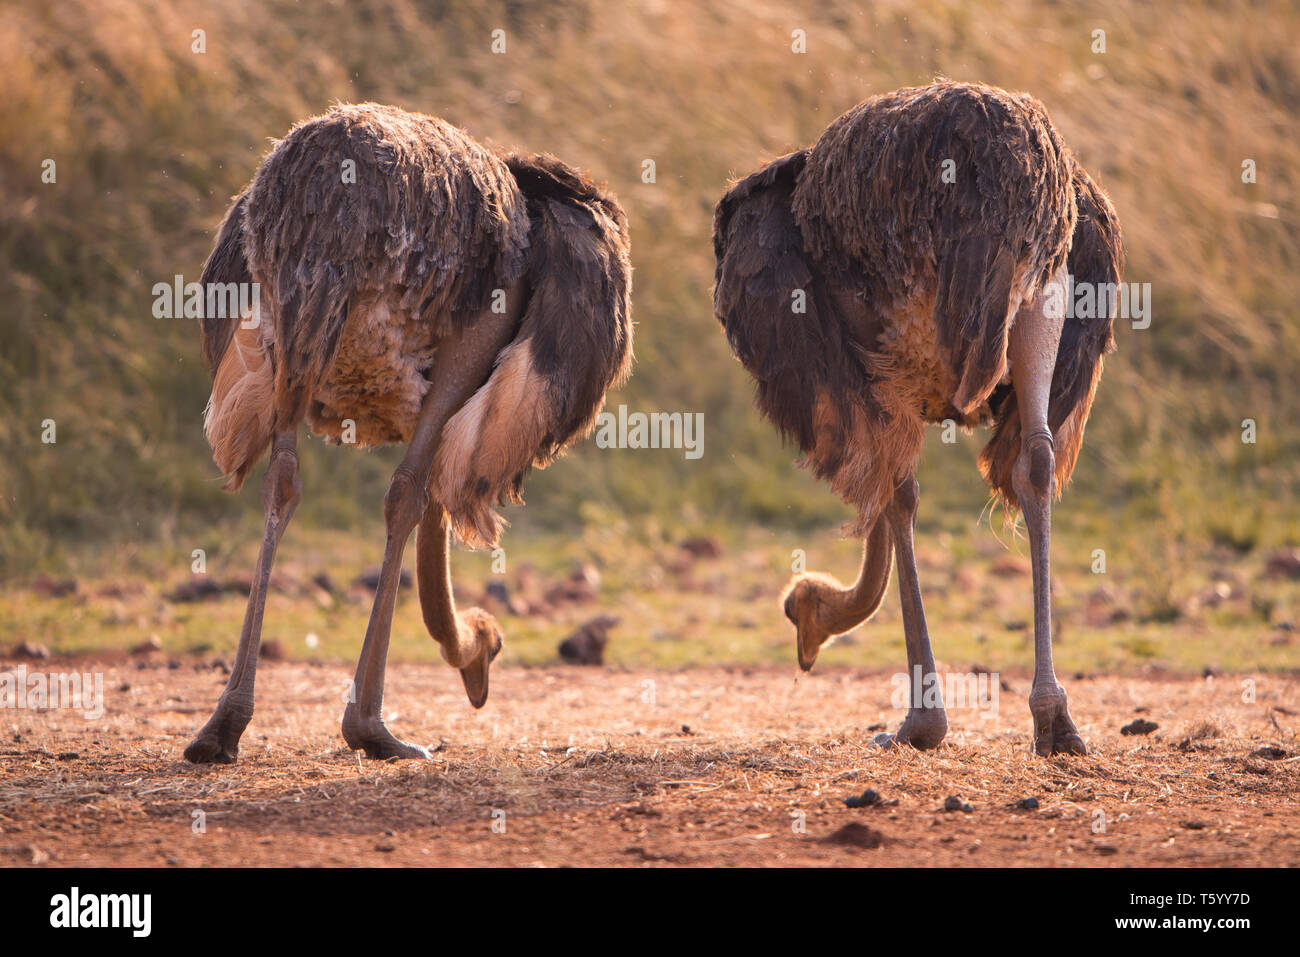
[0,659,1296,866]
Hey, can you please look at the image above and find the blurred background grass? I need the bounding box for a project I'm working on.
[1,0,1298,581]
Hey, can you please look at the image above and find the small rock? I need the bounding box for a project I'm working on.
[822,822,887,848]
[13,641,51,659]
[1121,718,1159,736]
[1251,746,1289,760]
[943,795,974,813]
[31,576,77,598]
[990,555,1031,578]
[166,578,227,603]
[353,568,412,591]
[312,572,336,595]
[679,536,724,559]
[1016,797,1040,810]
[844,788,883,809]
[131,635,164,655]
[260,640,285,661]
[224,574,254,596]
[1180,820,1208,830]
[1265,548,1300,579]
[545,564,601,605]
[557,615,619,666]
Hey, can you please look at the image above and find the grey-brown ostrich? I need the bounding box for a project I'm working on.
[185,103,631,763]
[713,81,1122,755]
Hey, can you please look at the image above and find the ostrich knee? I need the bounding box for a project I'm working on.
[888,474,921,526]
[1012,429,1054,520]
[383,465,429,543]
[261,443,302,525]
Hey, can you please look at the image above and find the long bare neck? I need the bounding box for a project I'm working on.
[415,503,461,642]
[821,519,893,634]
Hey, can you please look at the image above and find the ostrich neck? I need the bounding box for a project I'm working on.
[415,504,473,660]
[821,519,893,635]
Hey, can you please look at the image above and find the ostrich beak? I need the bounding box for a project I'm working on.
[796,625,821,672]
[460,660,491,709]
[786,592,821,672]
[459,625,504,709]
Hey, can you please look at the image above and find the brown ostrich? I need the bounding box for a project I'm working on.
[185,103,631,763]
[713,81,1122,755]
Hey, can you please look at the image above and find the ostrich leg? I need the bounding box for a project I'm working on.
[184,431,301,763]
[341,304,518,760]
[874,475,948,749]
[1010,277,1087,756]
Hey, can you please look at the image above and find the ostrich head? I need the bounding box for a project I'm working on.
[782,572,852,671]
[446,606,505,709]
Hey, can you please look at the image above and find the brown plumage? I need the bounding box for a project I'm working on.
[714,81,1124,756]
[978,158,1122,504]
[185,104,631,764]
[200,103,631,544]
[715,81,1118,533]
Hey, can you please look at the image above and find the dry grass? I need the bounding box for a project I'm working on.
[2,0,1299,568]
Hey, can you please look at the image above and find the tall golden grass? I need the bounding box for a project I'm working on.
[2,0,1297,571]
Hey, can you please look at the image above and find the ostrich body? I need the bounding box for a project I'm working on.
[185,104,631,763]
[713,82,1122,755]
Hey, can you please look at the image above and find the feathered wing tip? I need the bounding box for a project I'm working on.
[205,321,275,492]
[197,188,277,492]
[713,152,919,536]
[978,157,1123,512]
[198,189,251,376]
[431,153,633,548]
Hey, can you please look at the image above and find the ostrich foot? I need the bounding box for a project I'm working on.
[183,702,251,764]
[872,707,948,751]
[341,707,431,761]
[1029,685,1087,756]
[442,608,504,710]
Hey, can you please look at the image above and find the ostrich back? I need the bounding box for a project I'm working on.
[247,103,531,446]
[793,81,1076,418]
[200,104,634,539]
[714,81,1120,532]
[200,103,532,473]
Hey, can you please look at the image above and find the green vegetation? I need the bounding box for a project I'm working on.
[1,523,1295,676]
[0,1,1297,673]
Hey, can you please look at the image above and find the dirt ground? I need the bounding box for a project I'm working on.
[1,656,1296,867]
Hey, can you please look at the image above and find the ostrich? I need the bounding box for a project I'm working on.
[184,103,632,763]
[713,81,1122,755]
